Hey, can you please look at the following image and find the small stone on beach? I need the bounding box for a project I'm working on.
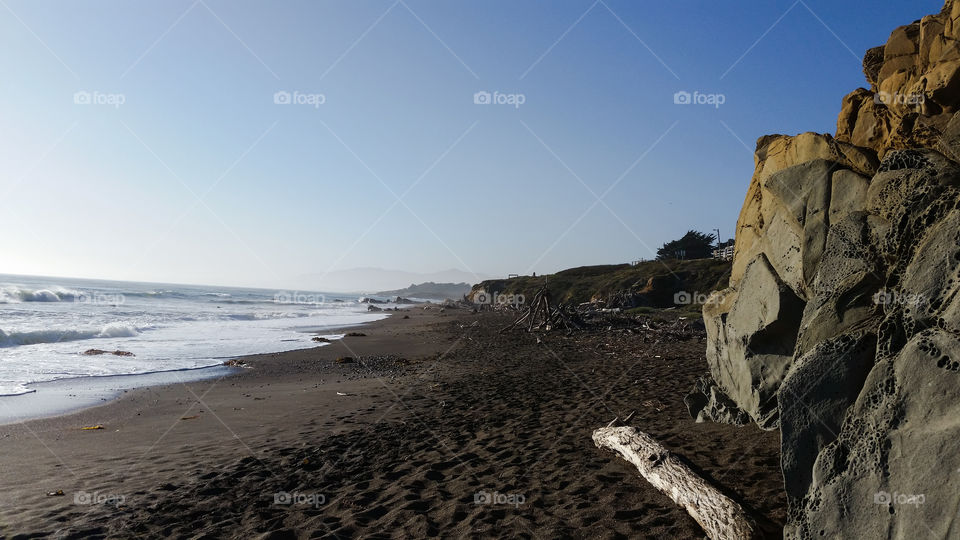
[82,349,135,357]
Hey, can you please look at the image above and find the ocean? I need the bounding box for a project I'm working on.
[0,274,391,396]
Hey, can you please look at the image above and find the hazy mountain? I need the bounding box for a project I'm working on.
[290,268,489,293]
[375,282,472,301]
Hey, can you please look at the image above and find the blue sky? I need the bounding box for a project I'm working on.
[0,0,942,289]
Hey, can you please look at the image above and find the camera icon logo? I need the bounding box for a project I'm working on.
[874,491,892,505]
[474,91,492,105]
[74,91,92,105]
[474,491,492,504]
[74,491,92,504]
[873,290,893,305]
[474,290,491,305]
[673,91,692,105]
[673,291,692,305]
[274,91,292,105]
[274,491,293,505]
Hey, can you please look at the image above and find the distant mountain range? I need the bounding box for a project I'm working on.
[290,268,489,294]
[375,282,472,301]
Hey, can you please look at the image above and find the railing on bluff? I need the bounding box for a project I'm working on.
[712,245,735,261]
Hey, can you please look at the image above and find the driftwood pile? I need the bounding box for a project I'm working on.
[635,317,701,341]
[497,288,707,340]
[499,286,582,333]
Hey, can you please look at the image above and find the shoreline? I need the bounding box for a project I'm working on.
[0,364,239,426]
[0,313,397,425]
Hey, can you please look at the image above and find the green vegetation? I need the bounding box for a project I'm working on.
[656,230,717,260]
[470,258,731,307]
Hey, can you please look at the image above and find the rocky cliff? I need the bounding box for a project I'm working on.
[690,2,960,538]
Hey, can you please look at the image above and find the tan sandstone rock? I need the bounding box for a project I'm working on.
[731,133,878,294]
[836,0,960,160]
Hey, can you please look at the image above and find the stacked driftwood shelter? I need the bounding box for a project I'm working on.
[499,285,582,333]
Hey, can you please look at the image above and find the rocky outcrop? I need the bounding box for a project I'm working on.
[695,2,960,537]
[836,1,960,160]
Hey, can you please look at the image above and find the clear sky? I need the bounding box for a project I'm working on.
[0,0,943,289]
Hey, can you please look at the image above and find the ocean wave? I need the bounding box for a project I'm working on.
[0,285,85,303]
[0,323,142,347]
[123,290,181,299]
[97,323,141,338]
[223,312,311,321]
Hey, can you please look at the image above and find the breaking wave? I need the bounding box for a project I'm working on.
[0,323,142,347]
[0,285,85,303]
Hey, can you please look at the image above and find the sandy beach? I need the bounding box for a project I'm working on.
[0,309,784,538]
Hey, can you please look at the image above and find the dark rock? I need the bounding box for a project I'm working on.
[683,377,751,426]
[82,349,135,357]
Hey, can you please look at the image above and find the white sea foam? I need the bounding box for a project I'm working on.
[96,323,142,338]
[0,275,389,396]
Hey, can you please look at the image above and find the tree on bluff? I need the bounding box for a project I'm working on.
[656,230,717,260]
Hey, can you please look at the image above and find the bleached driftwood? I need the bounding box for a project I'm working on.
[592,425,757,540]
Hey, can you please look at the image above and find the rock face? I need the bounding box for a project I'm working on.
[695,1,960,537]
[705,254,805,430]
[836,1,960,160]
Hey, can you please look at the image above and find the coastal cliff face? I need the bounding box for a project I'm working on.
[694,2,960,537]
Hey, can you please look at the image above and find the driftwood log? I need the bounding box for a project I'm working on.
[592,424,757,540]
